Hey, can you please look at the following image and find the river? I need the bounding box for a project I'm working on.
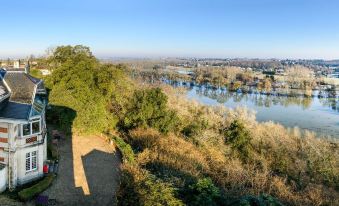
[167,81,339,138]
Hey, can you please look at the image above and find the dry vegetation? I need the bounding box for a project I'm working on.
[118,85,338,206]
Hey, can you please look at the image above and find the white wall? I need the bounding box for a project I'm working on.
[16,142,45,185]
[0,166,7,193]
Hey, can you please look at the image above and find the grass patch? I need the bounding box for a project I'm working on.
[18,174,55,201]
[29,68,43,79]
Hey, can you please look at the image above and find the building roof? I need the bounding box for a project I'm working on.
[4,72,37,104]
[0,100,31,120]
[0,69,46,120]
[4,67,25,72]
[0,80,9,99]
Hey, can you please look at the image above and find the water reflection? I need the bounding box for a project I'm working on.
[164,80,339,137]
[196,89,316,110]
[168,80,339,113]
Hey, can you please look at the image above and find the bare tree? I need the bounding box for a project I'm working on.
[285,65,315,89]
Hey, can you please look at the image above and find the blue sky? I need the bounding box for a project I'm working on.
[0,0,338,59]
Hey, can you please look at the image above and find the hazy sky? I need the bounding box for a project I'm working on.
[0,0,338,59]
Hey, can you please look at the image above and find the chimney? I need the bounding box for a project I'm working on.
[25,61,30,74]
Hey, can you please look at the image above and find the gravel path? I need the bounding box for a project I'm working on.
[43,134,121,206]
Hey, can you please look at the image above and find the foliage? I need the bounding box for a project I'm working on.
[118,164,183,206]
[182,119,208,138]
[224,120,252,162]
[230,81,242,91]
[18,174,55,201]
[110,135,135,164]
[285,65,315,89]
[123,88,179,134]
[46,45,94,69]
[46,45,133,133]
[159,87,339,206]
[46,106,76,135]
[29,69,43,79]
[187,178,221,206]
[230,194,284,206]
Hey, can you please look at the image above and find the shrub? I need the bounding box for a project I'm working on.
[224,120,252,162]
[123,88,179,134]
[18,174,55,201]
[181,120,208,138]
[118,164,183,206]
[187,178,221,206]
[110,135,135,164]
[230,194,284,206]
[129,128,161,152]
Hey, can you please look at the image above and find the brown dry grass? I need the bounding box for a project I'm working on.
[155,85,338,205]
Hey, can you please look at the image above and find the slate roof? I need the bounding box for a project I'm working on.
[0,69,46,120]
[4,72,36,104]
[0,100,31,120]
[0,80,9,99]
[4,67,25,72]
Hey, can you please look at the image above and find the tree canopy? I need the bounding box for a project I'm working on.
[123,88,179,134]
[46,45,134,133]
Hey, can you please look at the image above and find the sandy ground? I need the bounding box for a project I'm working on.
[42,134,121,206]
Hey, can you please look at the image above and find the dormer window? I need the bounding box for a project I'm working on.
[32,121,40,134]
[22,118,41,137]
[23,124,31,136]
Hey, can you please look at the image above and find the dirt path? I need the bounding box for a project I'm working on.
[43,134,121,206]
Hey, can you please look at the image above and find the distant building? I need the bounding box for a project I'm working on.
[13,60,20,69]
[0,67,47,192]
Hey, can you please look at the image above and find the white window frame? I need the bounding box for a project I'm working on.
[21,118,41,137]
[25,151,38,172]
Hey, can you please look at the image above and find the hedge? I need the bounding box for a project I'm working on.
[109,135,135,164]
[18,174,56,201]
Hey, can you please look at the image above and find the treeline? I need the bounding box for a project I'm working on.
[131,63,339,98]
[45,45,338,206]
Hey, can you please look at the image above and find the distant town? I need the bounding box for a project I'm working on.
[2,57,339,78]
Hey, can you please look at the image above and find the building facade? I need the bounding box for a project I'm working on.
[0,66,47,192]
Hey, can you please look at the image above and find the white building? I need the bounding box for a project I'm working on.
[13,60,20,69]
[0,67,47,192]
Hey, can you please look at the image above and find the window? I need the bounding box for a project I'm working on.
[25,153,30,171]
[23,123,31,136]
[25,151,37,172]
[32,121,40,134]
[22,119,41,137]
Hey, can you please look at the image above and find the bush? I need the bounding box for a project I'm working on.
[224,120,252,162]
[230,194,284,206]
[110,135,135,164]
[118,165,184,206]
[123,88,179,134]
[29,69,43,79]
[18,174,55,201]
[187,178,221,206]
